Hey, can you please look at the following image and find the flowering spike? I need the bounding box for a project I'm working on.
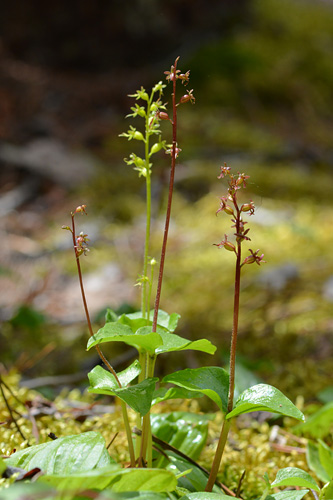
[75,231,90,257]
[73,205,87,216]
[218,164,231,179]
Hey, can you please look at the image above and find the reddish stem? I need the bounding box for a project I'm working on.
[71,215,121,386]
[206,196,242,491]
[71,214,136,468]
[152,57,179,332]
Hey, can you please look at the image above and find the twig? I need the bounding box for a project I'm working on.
[106,432,118,450]
[236,470,246,498]
[270,443,306,454]
[0,376,28,443]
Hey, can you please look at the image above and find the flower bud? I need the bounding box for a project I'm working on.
[224,241,236,252]
[150,142,163,155]
[242,255,256,265]
[74,205,87,215]
[180,94,191,104]
[223,205,234,216]
[158,111,170,120]
[241,202,255,213]
[133,131,144,141]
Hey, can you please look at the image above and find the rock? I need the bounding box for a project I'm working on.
[0,138,96,186]
[257,262,299,292]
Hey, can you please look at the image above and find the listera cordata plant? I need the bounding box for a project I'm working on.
[63,205,136,467]
[63,59,305,492]
[119,58,200,466]
[203,166,305,492]
[63,58,216,469]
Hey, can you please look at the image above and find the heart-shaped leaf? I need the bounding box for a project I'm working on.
[294,402,333,439]
[4,432,112,475]
[271,467,320,491]
[87,322,162,354]
[321,480,333,500]
[152,386,204,406]
[151,413,208,467]
[163,367,229,413]
[307,440,332,483]
[156,331,216,356]
[40,466,177,493]
[88,377,158,416]
[119,309,180,333]
[226,384,305,421]
[0,483,58,500]
[88,360,141,394]
[179,493,239,500]
[258,491,309,500]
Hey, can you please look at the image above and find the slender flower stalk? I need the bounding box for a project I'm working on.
[63,206,136,467]
[152,56,180,333]
[137,57,195,466]
[206,167,265,491]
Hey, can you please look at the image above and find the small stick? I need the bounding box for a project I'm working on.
[106,432,118,450]
[69,209,136,467]
[236,470,246,498]
[0,377,28,443]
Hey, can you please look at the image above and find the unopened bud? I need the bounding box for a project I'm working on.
[223,205,234,216]
[74,205,87,215]
[133,131,144,141]
[242,255,256,265]
[180,94,191,104]
[158,111,170,120]
[224,241,236,252]
[241,202,255,213]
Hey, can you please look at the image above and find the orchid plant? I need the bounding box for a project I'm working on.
[2,58,321,500]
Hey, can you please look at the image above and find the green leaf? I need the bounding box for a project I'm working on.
[88,360,141,394]
[121,309,180,333]
[88,374,158,416]
[0,483,58,500]
[307,441,331,483]
[260,491,309,500]
[156,331,216,356]
[152,386,204,406]
[87,322,162,354]
[318,386,333,404]
[167,454,221,494]
[113,377,158,416]
[107,493,173,500]
[226,384,305,421]
[106,468,177,492]
[321,479,333,500]
[163,367,229,413]
[105,308,118,323]
[112,494,172,500]
[294,402,333,439]
[0,455,6,475]
[179,493,239,500]
[318,439,333,480]
[39,466,177,493]
[151,413,209,467]
[271,467,320,491]
[5,431,112,474]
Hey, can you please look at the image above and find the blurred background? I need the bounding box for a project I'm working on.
[0,0,332,402]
